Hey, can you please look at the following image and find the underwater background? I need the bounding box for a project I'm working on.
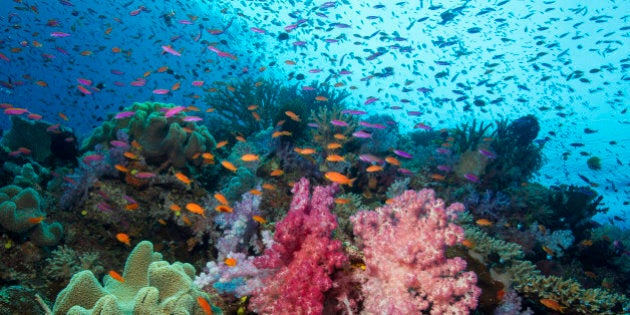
[0,0,628,314]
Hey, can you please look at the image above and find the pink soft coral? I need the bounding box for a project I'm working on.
[351,189,481,315]
[248,178,347,315]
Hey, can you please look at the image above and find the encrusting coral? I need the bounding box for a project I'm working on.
[52,240,220,315]
[0,185,63,246]
[80,101,216,168]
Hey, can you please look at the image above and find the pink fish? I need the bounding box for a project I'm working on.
[113,81,125,87]
[4,108,29,115]
[398,168,413,175]
[77,78,92,86]
[414,123,432,130]
[83,154,103,163]
[407,111,423,116]
[130,80,146,87]
[50,31,70,37]
[341,109,367,115]
[46,124,61,133]
[161,45,181,56]
[250,27,266,34]
[191,80,204,87]
[178,20,193,25]
[134,172,156,179]
[129,6,146,16]
[77,85,91,95]
[359,154,382,163]
[165,106,185,118]
[352,130,372,138]
[114,111,135,119]
[152,89,170,95]
[309,69,322,73]
[436,148,451,155]
[393,149,413,159]
[110,140,129,148]
[478,149,497,159]
[182,116,202,122]
[207,46,237,60]
[0,53,9,62]
[110,69,124,75]
[330,120,349,127]
[302,86,315,91]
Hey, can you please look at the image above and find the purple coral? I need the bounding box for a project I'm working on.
[351,189,481,314]
[247,177,347,314]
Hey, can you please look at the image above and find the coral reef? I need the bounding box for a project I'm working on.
[81,101,216,168]
[52,240,220,315]
[351,189,481,314]
[0,185,63,246]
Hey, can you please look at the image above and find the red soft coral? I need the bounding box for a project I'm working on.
[248,178,347,315]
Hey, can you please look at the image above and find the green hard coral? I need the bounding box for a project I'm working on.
[0,185,63,246]
[81,102,216,168]
[52,240,220,315]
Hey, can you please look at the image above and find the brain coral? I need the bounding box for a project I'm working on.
[52,240,220,315]
[0,185,63,246]
[81,102,216,168]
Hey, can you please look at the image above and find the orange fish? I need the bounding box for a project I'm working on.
[542,245,555,257]
[109,270,125,283]
[215,205,233,213]
[216,140,228,148]
[111,46,122,53]
[247,104,259,111]
[170,204,182,212]
[105,27,113,35]
[325,172,355,186]
[333,133,346,140]
[284,60,296,65]
[125,203,139,210]
[175,172,192,185]
[186,203,206,217]
[235,135,246,142]
[327,143,342,150]
[116,233,131,246]
[251,111,261,121]
[241,154,259,162]
[115,164,129,172]
[385,156,401,166]
[28,216,45,224]
[285,111,301,122]
[540,299,567,313]
[430,173,446,181]
[171,81,181,91]
[315,96,328,101]
[262,183,276,191]
[366,165,383,173]
[197,297,213,315]
[214,193,229,205]
[326,154,345,162]
[248,189,263,196]
[221,160,237,172]
[224,257,237,267]
[270,169,284,177]
[272,130,292,138]
[461,239,475,249]
[157,65,169,72]
[475,219,493,227]
[123,151,138,160]
[58,112,69,121]
[252,215,267,224]
[202,152,214,160]
[295,147,316,155]
[35,80,48,87]
[334,198,350,205]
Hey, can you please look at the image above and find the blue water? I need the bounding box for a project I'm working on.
[1,0,627,226]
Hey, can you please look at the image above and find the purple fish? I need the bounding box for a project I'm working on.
[352,130,372,138]
[324,39,339,43]
[393,149,413,159]
[464,173,479,183]
[293,41,307,46]
[364,97,379,105]
[50,31,71,37]
[309,69,323,73]
[436,148,451,155]
[302,86,315,91]
[407,111,423,116]
[414,123,432,130]
[359,121,373,128]
[307,123,319,128]
[478,149,497,159]
[437,165,452,172]
[341,109,367,115]
[398,168,413,175]
[123,195,137,204]
[114,111,135,119]
[330,120,349,127]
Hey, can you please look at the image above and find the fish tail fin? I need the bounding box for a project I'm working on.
[349,177,356,187]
